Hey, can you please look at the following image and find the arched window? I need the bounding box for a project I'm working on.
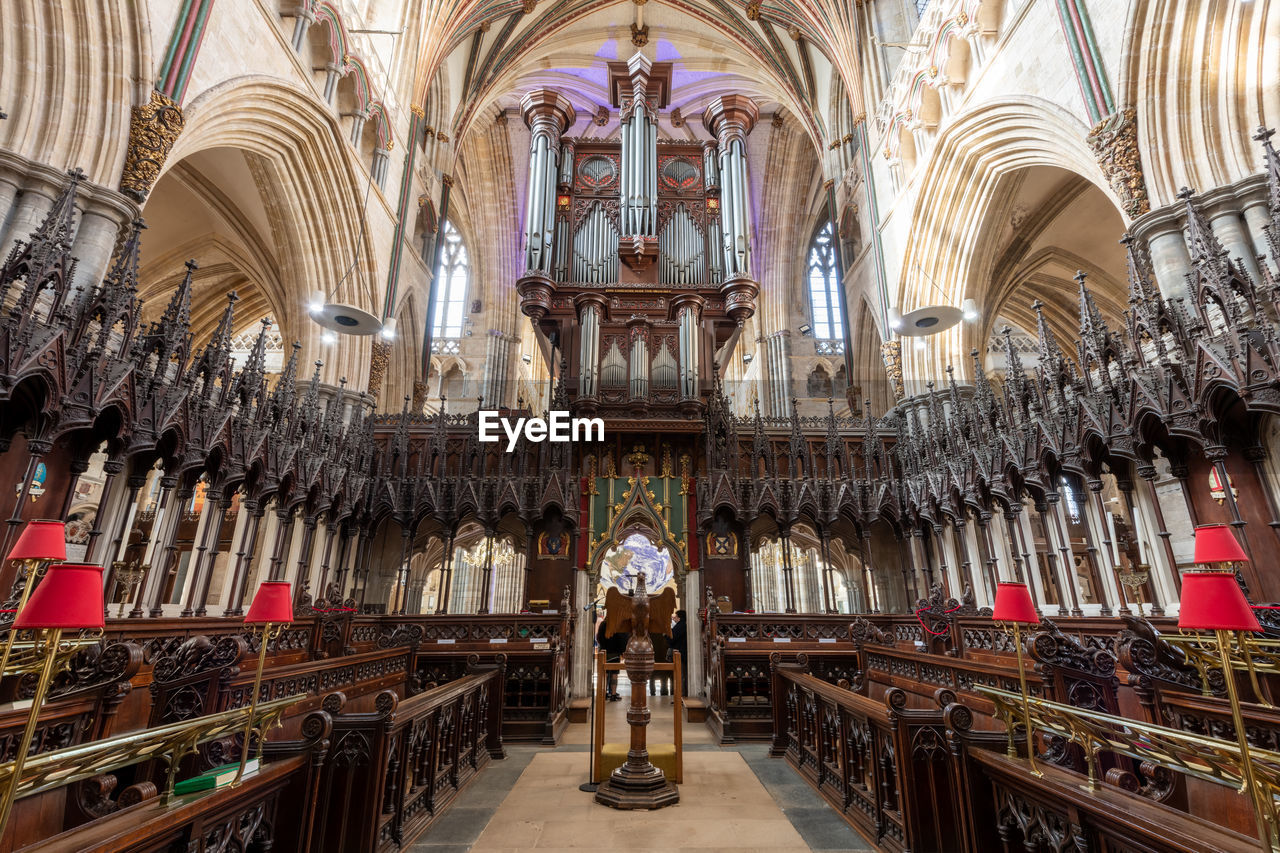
[807,221,843,341]
[432,220,468,340]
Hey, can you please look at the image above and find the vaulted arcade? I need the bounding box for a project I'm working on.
[0,0,1279,850]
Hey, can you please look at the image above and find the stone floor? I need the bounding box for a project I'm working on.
[411,681,871,852]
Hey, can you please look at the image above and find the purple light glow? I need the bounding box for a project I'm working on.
[655,40,683,62]
[595,39,619,60]
[671,69,727,89]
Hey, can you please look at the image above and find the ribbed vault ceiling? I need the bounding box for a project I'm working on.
[409,0,859,156]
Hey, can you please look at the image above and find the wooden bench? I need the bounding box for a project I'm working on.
[567,697,591,724]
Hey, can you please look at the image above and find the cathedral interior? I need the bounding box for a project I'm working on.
[1,0,1279,850]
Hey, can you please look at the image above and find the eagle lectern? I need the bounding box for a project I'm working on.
[595,572,680,810]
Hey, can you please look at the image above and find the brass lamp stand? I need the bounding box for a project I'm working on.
[1180,525,1276,850]
[0,562,105,839]
[233,580,294,786]
[992,582,1042,777]
[0,519,67,680]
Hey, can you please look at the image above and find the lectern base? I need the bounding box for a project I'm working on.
[593,759,679,810]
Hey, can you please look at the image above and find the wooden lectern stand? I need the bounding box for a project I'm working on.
[593,650,683,784]
[593,573,680,810]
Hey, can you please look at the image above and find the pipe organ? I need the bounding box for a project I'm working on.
[516,56,760,419]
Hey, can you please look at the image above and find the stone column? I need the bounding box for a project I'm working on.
[372,147,391,189]
[292,514,319,599]
[0,173,21,236]
[322,63,342,104]
[226,499,265,616]
[572,569,592,698]
[181,489,221,617]
[684,570,704,697]
[349,109,368,146]
[779,530,797,613]
[1136,463,1184,605]
[0,187,55,253]
[1145,224,1194,301]
[132,474,174,618]
[1045,493,1083,617]
[1241,197,1274,258]
[290,6,316,51]
[1079,482,1119,615]
[70,206,124,293]
[1209,208,1262,282]
[86,458,126,565]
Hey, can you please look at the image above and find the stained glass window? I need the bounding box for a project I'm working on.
[807,221,843,340]
[432,220,468,339]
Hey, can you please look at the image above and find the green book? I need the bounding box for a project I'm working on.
[173,759,259,795]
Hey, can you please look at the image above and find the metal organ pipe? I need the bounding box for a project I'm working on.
[541,146,557,266]
[629,327,648,399]
[647,120,657,233]
[731,139,751,276]
[519,91,575,275]
[704,99,758,280]
[676,300,701,400]
[573,206,618,283]
[619,55,657,238]
[578,304,598,398]
[718,145,737,277]
[523,135,544,270]
[559,140,575,186]
[554,216,569,281]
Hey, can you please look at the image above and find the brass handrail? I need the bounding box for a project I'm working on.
[976,685,1280,849]
[1164,633,1280,706]
[1,634,105,677]
[0,694,300,803]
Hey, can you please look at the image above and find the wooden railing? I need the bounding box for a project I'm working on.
[0,611,572,769]
[770,666,959,852]
[772,664,1267,852]
[1,699,331,853]
[310,668,505,853]
[0,614,526,851]
[20,752,313,853]
[702,608,1183,743]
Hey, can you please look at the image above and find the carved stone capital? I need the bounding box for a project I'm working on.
[1087,108,1151,219]
[120,91,185,203]
[367,340,392,396]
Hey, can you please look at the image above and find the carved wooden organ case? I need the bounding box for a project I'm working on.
[516,54,760,420]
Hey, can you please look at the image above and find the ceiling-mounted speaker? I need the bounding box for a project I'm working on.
[310,302,383,335]
[896,305,963,337]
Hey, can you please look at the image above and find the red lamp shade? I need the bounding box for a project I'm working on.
[13,563,105,630]
[992,582,1039,624]
[244,581,294,624]
[6,519,67,562]
[1193,524,1248,564]
[1178,571,1260,631]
